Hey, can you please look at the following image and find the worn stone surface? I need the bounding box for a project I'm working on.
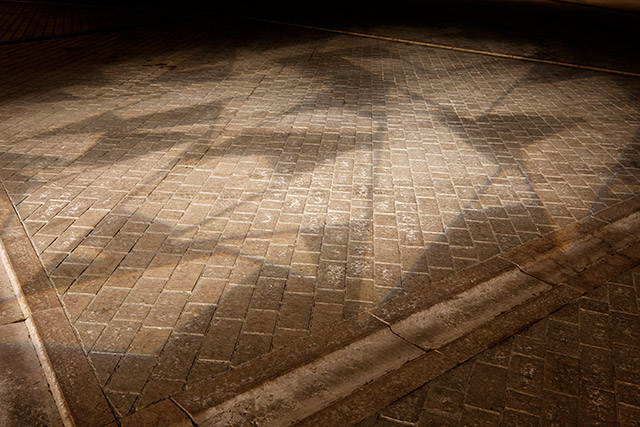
[0,255,23,325]
[297,350,458,427]
[190,328,423,426]
[368,265,640,426]
[439,284,583,364]
[0,322,63,427]
[390,268,550,349]
[174,312,386,413]
[31,307,116,426]
[371,257,515,323]
[1,0,640,422]
[3,12,638,408]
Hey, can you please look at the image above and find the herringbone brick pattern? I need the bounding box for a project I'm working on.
[367,265,640,426]
[1,8,639,415]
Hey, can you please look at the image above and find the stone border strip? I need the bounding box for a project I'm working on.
[241,17,640,79]
[0,239,73,426]
[118,196,640,426]
[2,170,638,426]
[0,183,117,427]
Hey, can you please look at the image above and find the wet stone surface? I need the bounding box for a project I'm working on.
[0,1,639,416]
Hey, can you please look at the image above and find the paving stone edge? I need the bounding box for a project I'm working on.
[0,183,117,427]
[3,164,639,427]
[119,196,640,426]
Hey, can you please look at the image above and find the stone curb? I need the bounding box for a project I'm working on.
[118,196,640,426]
[3,169,639,426]
[0,183,117,427]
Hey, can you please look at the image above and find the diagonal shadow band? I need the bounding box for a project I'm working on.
[1,13,639,423]
[118,194,640,426]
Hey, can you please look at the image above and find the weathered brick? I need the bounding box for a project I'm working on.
[107,354,156,394]
[4,6,640,415]
[152,333,202,380]
[128,327,172,356]
[78,288,130,324]
[94,320,141,353]
[465,362,508,412]
[143,291,189,328]
[277,293,313,330]
[199,318,243,361]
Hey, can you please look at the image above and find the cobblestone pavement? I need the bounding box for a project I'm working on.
[0,0,639,418]
[365,265,640,427]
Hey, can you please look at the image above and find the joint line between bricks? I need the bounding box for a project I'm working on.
[170,397,198,427]
[0,182,120,425]
[241,16,640,78]
[499,256,559,287]
[370,312,430,354]
[6,316,27,325]
[0,238,75,427]
[518,266,558,288]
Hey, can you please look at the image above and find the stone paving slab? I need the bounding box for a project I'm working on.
[120,196,638,426]
[365,263,640,427]
[246,0,640,75]
[0,321,64,427]
[0,246,23,325]
[0,183,116,426]
[0,1,639,425]
[0,254,63,427]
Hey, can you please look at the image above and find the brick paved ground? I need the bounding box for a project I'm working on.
[0,0,639,418]
[366,265,640,426]
[0,258,63,426]
[0,1,175,43]
[250,0,640,75]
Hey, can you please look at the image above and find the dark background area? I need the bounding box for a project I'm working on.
[64,0,640,59]
[113,0,640,73]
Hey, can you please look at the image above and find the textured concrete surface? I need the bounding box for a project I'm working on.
[0,323,63,427]
[0,0,639,425]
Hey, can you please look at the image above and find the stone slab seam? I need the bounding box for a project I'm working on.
[0,238,74,427]
[169,397,197,427]
[295,285,588,426]
[120,196,640,426]
[293,197,640,424]
[369,312,429,353]
[241,16,640,78]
